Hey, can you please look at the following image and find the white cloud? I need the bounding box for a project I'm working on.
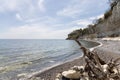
[69,14,105,29]
[0,23,80,39]
[69,18,93,29]
[38,0,45,12]
[0,0,109,39]
[0,0,45,12]
[57,0,109,18]
[57,0,83,17]
[0,0,18,12]
[89,14,104,20]
[0,25,50,39]
[25,16,58,24]
[16,13,23,21]
[75,20,92,26]
[0,0,46,20]
[57,5,83,18]
[0,14,106,39]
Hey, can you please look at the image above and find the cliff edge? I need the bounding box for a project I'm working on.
[67,0,120,40]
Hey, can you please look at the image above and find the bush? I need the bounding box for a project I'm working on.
[95,18,104,24]
[104,9,112,19]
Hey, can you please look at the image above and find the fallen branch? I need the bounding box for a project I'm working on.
[57,40,120,80]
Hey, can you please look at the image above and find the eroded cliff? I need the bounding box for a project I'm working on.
[67,1,120,39]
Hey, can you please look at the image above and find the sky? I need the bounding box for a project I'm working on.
[0,0,109,39]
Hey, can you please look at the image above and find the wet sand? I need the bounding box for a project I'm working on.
[26,40,120,80]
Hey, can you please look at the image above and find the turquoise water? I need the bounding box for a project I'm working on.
[0,39,83,80]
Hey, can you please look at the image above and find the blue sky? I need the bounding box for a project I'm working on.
[0,0,109,39]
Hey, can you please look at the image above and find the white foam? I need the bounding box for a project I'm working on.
[49,60,55,63]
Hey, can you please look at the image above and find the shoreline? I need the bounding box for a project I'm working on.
[21,40,120,80]
[23,40,102,79]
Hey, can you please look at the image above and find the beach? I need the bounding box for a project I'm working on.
[25,39,120,80]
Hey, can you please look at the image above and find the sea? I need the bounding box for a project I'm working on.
[0,39,99,80]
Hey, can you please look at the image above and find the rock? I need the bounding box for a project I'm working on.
[59,40,120,80]
[71,66,85,73]
[55,73,62,80]
[17,73,27,78]
[0,67,6,73]
[62,70,81,79]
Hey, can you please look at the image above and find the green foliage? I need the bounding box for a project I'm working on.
[67,25,97,39]
[90,34,97,39]
[110,1,117,10]
[104,9,112,19]
[95,18,104,24]
[109,33,119,37]
[109,0,119,11]
[82,28,89,35]
[67,29,82,39]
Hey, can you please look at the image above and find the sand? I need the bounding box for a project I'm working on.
[26,40,120,80]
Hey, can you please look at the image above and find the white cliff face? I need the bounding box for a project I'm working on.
[96,2,120,37]
[112,2,120,21]
[67,2,120,39]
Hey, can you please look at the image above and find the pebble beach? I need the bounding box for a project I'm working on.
[26,39,120,80]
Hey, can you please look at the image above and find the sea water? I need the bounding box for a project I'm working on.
[0,39,99,80]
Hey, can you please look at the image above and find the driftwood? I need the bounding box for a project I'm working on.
[19,40,120,80]
[75,40,120,80]
[56,40,120,80]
